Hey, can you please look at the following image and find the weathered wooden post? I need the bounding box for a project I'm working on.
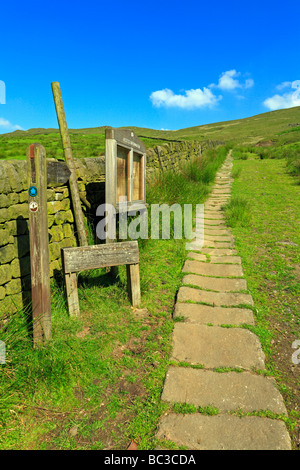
[51,81,88,247]
[27,143,51,345]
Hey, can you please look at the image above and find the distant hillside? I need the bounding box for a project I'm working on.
[1,106,300,160]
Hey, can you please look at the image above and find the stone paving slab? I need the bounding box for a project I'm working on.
[177,286,254,307]
[200,247,238,256]
[203,240,235,248]
[205,198,227,203]
[182,259,244,277]
[161,367,288,414]
[215,179,233,183]
[210,255,241,264]
[203,219,227,225]
[156,414,291,450]
[171,324,265,369]
[182,273,247,292]
[185,252,207,262]
[208,196,230,201]
[187,241,237,252]
[200,228,233,236]
[188,252,241,264]
[211,188,231,194]
[204,212,225,219]
[205,205,226,211]
[191,234,235,244]
[174,302,255,325]
[203,234,234,242]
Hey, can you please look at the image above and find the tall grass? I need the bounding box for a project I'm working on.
[147,145,229,206]
[223,196,251,228]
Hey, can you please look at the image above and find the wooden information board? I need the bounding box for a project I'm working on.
[105,128,146,212]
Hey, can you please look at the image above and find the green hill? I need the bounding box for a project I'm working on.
[0,106,300,161]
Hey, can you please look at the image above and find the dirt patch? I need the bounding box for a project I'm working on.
[255,140,275,147]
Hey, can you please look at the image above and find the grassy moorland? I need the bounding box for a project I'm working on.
[1,106,300,161]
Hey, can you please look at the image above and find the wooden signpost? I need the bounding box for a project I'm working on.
[27,144,72,345]
[27,143,51,345]
[62,241,141,317]
[51,81,88,247]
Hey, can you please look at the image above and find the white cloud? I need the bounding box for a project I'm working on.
[276,81,292,91]
[150,69,254,110]
[0,118,23,131]
[150,87,221,110]
[263,80,300,110]
[217,70,241,90]
[210,70,254,91]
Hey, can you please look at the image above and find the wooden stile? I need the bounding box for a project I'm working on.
[27,143,51,344]
[62,241,141,316]
[51,81,87,247]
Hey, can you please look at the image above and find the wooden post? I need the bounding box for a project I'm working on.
[64,272,80,317]
[27,144,51,345]
[126,264,141,307]
[51,81,87,247]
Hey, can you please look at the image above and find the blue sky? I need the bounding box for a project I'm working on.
[0,0,300,134]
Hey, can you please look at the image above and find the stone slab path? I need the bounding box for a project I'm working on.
[156,150,292,450]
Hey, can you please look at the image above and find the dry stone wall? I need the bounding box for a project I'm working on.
[0,157,105,314]
[0,140,201,314]
[146,140,202,176]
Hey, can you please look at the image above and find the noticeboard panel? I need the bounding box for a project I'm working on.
[105,128,146,212]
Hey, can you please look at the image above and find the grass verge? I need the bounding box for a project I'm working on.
[224,156,300,448]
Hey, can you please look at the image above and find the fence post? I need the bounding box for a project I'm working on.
[27,143,51,345]
[51,81,88,247]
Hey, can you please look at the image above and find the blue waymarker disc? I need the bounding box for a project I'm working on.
[29,186,38,197]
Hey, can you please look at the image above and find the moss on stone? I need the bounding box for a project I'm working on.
[47,200,63,215]
[8,204,29,220]
[0,244,16,264]
[49,242,61,261]
[0,286,5,301]
[0,230,11,246]
[0,264,12,285]
[63,224,73,239]
[5,278,22,295]
[49,225,65,242]
[0,208,9,224]
[10,256,30,278]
